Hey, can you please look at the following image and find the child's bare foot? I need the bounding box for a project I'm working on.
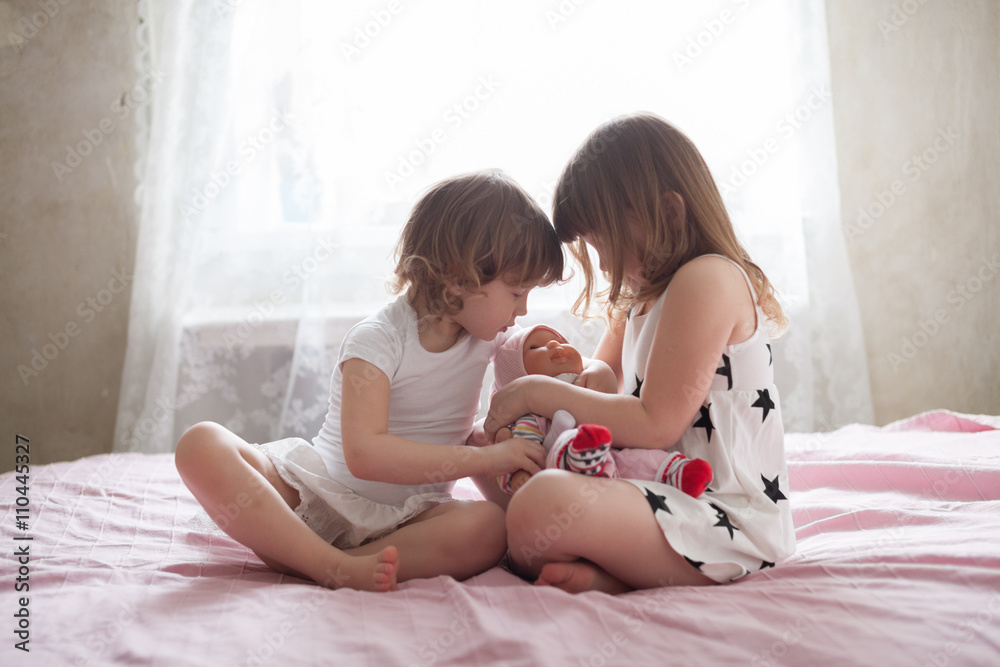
[318,546,399,592]
[371,546,399,592]
[535,560,632,595]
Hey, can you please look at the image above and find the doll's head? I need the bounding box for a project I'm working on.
[492,325,584,393]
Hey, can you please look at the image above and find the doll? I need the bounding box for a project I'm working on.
[492,325,712,495]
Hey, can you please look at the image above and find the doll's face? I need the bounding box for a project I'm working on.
[522,328,584,377]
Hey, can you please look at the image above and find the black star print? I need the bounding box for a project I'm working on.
[644,487,671,515]
[751,389,775,423]
[766,343,772,366]
[761,474,787,503]
[709,502,740,540]
[715,354,732,390]
[693,404,714,443]
[684,556,705,571]
[760,561,775,570]
[632,375,643,398]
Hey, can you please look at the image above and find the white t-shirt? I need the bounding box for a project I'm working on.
[313,297,510,506]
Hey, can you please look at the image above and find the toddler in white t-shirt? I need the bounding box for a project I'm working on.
[175,170,577,592]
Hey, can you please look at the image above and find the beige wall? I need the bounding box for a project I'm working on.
[0,0,138,472]
[0,2,997,474]
[826,0,1000,424]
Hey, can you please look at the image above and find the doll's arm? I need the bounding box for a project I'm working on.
[575,358,618,394]
[496,415,546,493]
[506,470,533,493]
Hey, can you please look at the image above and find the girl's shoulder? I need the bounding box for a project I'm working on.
[668,255,752,302]
[658,255,758,346]
[340,299,411,361]
[674,253,744,277]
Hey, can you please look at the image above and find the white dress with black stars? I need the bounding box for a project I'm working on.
[621,255,796,583]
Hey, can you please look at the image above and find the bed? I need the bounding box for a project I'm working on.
[3,410,999,666]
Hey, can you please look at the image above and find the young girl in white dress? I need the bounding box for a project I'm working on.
[485,114,796,593]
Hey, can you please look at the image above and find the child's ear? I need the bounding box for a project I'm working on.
[661,191,686,227]
[443,266,470,296]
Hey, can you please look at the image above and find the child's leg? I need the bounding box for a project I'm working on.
[174,422,398,592]
[506,470,715,593]
[345,500,507,582]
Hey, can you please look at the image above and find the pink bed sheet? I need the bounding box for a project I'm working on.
[2,410,999,666]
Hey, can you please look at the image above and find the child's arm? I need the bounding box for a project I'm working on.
[486,257,746,450]
[341,358,547,484]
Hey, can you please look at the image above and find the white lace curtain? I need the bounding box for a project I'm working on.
[114,0,873,454]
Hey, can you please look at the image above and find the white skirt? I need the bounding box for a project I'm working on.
[187,437,455,550]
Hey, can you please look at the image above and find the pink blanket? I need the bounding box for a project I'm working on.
[2,410,999,666]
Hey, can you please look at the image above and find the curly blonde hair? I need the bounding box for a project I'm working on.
[392,170,564,319]
[553,113,786,333]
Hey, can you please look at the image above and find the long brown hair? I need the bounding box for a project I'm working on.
[553,113,786,333]
[392,170,564,319]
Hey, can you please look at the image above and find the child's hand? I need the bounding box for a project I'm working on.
[484,376,534,442]
[485,436,546,477]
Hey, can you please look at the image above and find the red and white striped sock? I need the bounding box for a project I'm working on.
[564,424,613,476]
[657,453,712,497]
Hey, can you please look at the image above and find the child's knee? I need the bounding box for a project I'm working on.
[506,469,580,535]
[457,501,507,559]
[175,421,228,475]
